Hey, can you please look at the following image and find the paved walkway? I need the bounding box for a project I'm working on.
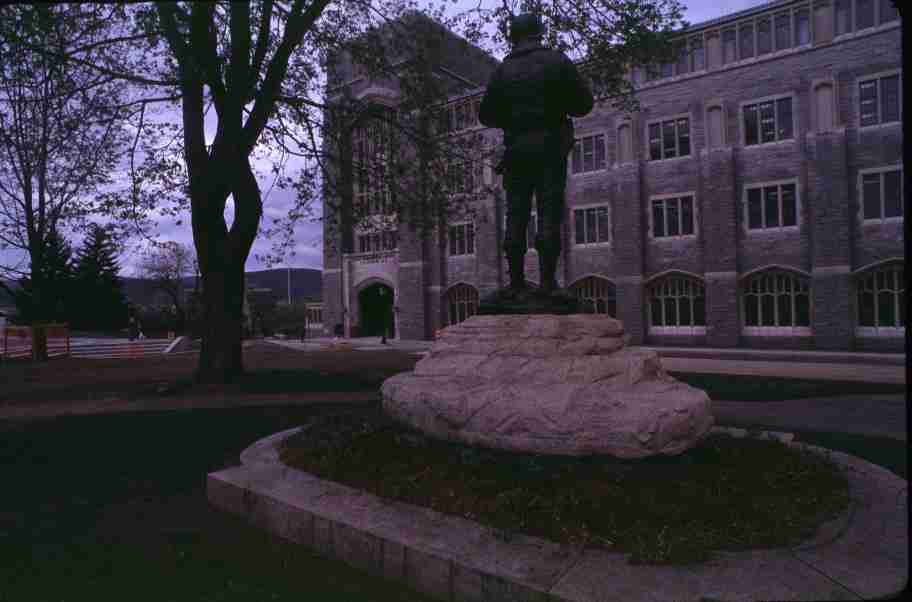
[713,394,907,441]
[267,337,906,383]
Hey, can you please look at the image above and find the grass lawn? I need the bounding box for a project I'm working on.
[280,407,852,566]
[0,406,436,602]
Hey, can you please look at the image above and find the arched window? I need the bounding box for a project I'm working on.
[742,270,811,329]
[856,263,904,332]
[647,275,706,330]
[707,105,724,149]
[815,83,835,132]
[617,123,633,163]
[569,276,616,316]
[446,283,479,326]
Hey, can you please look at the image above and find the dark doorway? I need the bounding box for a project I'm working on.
[359,283,395,338]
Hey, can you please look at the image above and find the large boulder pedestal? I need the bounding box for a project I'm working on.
[381,314,714,458]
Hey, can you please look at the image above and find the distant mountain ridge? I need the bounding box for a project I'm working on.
[1,268,322,311]
[122,267,323,307]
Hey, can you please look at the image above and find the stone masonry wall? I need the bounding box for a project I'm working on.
[322,7,902,350]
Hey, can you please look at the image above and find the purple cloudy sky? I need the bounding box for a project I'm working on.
[3,0,768,278]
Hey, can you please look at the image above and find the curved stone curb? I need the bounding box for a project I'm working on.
[208,427,907,602]
[238,427,304,467]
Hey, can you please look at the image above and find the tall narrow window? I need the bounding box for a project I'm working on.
[815,83,835,131]
[760,101,776,142]
[676,41,690,75]
[722,28,737,64]
[880,75,900,123]
[777,97,794,139]
[859,79,879,126]
[880,0,900,23]
[814,2,833,42]
[739,22,755,60]
[662,121,677,158]
[856,0,874,29]
[835,0,850,35]
[707,106,724,148]
[648,123,662,160]
[691,36,705,71]
[775,12,792,49]
[757,17,772,55]
[795,8,811,45]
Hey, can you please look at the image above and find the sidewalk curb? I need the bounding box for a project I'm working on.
[208,427,907,602]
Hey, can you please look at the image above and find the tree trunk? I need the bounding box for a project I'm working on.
[196,245,246,383]
[193,158,262,384]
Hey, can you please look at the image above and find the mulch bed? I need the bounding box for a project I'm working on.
[279,406,852,565]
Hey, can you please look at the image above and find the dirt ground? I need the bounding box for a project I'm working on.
[0,342,419,415]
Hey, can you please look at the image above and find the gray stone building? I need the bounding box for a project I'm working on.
[322,0,903,352]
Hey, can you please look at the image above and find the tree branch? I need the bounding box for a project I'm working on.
[241,0,333,155]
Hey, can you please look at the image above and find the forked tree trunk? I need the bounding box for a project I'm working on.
[197,253,246,383]
[193,159,262,384]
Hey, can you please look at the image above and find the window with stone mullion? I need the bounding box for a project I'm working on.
[649,119,689,160]
[857,266,905,328]
[857,0,875,29]
[449,223,474,256]
[571,277,616,316]
[653,196,695,237]
[880,0,899,23]
[572,134,605,173]
[574,206,608,244]
[690,35,705,71]
[864,169,904,220]
[857,74,902,126]
[744,272,810,327]
[649,277,706,327]
[744,98,792,145]
[448,284,479,325]
[835,0,851,35]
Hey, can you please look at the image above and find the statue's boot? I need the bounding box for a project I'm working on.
[537,237,560,294]
[505,246,527,294]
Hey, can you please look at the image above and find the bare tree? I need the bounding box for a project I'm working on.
[0,5,135,320]
[138,241,195,328]
[12,0,686,382]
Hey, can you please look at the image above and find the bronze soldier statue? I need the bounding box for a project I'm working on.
[479,13,594,295]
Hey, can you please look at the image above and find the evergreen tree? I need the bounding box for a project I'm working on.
[71,225,129,331]
[12,227,74,324]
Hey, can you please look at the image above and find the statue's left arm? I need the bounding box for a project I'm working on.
[479,66,507,129]
[560,56,594,118]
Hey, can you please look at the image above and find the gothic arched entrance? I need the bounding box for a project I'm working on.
[358,283,395,338]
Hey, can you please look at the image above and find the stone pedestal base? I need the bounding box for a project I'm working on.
[477,287,585,315]
[381,314,714,458]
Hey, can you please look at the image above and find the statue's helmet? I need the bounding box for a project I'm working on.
[509,13,544,44]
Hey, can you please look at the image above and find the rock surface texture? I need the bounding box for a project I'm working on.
[381,314,714,458]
